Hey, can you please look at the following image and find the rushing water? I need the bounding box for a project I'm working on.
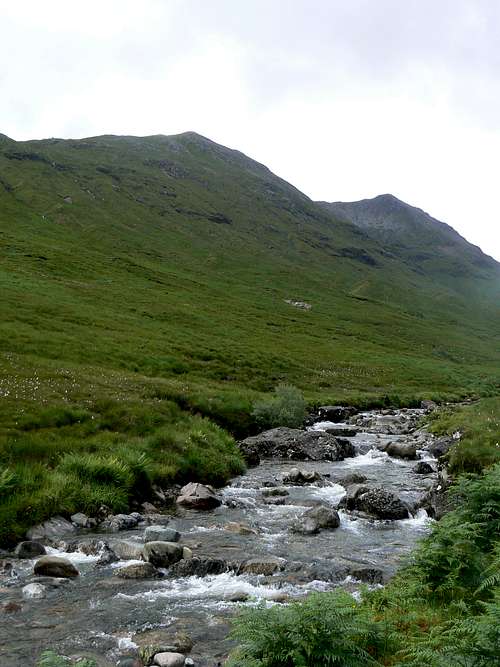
[0,409,437,666]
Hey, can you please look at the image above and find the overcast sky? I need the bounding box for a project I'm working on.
[1,0,499,260]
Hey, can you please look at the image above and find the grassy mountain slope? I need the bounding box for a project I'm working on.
[1,131,499,405]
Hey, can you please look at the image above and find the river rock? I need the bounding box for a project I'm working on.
[421,400,437,411]
[22,583,46,599]
[355,488,409,520]
[349,567,384,584]
[169,557,229,578]
[262,487,289,497]
[240,428,353,461]
[413,461,435,474]
[34,556,79,578]
[27,516,76,541]
[224,522,259,535]
[325,426,358,437]
[239,557,286,575]
[339,484,371,510]
[238,441,261,467]
[426,436,454,459]
[137,629,193,664]
[282,467,322,485]
[291,516,320,535]
[143,541,183,567]
[70,512,96,529]
[316,406,357,422]
[100,513,142,532]
[337,473,367,486]
[176,483,221,510]
[117,659,143,667]
[15,541,46,559]
[114,562,160,579]
[304,505,340,529]
[263,496,287,505]
[386,441,417,459]
[111,540,144,561]
[153,653,185,667]
[182,547,193,560]
[144,526,181,543]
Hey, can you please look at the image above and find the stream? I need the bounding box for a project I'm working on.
[0,408,439,666]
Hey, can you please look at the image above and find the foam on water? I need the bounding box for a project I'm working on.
[399,508,434,530]
[46,546,101,564]
[343,449,390,467]
[308,484,346,506]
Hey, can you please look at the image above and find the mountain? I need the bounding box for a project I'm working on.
[1,131,499,417]
[318,194,497,280]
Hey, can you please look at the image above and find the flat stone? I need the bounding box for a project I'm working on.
[176,483,221,510]
[154,653,186,667]
[240,557,286,576]
[114,562,160,579]
[144,526,181,543]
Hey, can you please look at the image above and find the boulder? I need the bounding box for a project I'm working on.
[239,557,286,576]
[304,505,340,529]
[136,629,193,665]
[355,488,409,520]
[426,436,454,459]
[224,522,259,536]
[282,467,322,485]
[100,513,142,532]
[238,441,261,467]
[114,562,160,579]
[262,487,289,497]
[290,516,320,535]
[22,583,46,599]
[339,484,371,510]
[337,473,367,487]
[263,496,287,506]
[386,441,417,459]
[413,461,435,475]
[316,406,357,422]
[421,400,437,411]
[154,653,185,667]
[117,659,143,667]
[176,483,221,510]
[182,547,193,560]
[143,541,183,567]
[111,540,144,561]
[239,428,353,462]
[169,557,228,578]
[144,526,181,543]
[27,516,76,542]
[70,512,96,528]
[349,567,384,584]
[15,541,46,559]
[325,426,358,437]
[34,556,79,578]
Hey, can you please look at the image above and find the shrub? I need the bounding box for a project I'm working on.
[252,384,306,429]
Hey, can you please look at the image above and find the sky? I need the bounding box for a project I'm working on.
[1,0,499,260]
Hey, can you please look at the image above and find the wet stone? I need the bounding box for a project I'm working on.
[15,541,46,559]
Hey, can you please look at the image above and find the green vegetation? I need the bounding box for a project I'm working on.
[426,397,500,473]
[230,400,500,666]
[0,131,499,544]
[252,384,307,429]
[37,651,96,667]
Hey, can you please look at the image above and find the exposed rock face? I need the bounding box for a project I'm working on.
[240,428,354,461]
[27,516,76,542]
[142,541,184,567]
[70,512,96,529]
[144,525,181,543]
[355,488,409,520]
[385,441,417,459]
[15,541,46,559]
[114,562,160,579]
[34,556,79,578]
[176,483,222,510]
[421,399,437,411]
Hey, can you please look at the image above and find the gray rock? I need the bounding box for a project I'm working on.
[413,461,435,474]
[70,512,95,528]
[386,441,417,459]
[144,525,181,543]
[117,659,143,667]
[111,540,144,561]
[239,557,286,576]
[262,487,289,497]
[114,562,160,579]
[137,629,193,664]
[282,467,322,485]
[27,516,76,541]
[355,488,409,520]
[427,436,454,459]
[15,541,46,559]
[349,567,384,584]
[100,513,142,532]
[263,496,287,505]
[22,583,46,599]
[337,473,367,486]
[240,428,353,462]
[304,505,340,529]
[325,426,358,437]
[339,484,371,510]
[154,653,186,667]
[176,483,222,510]
[143,541,184,567]
[34,556,79,578]
[224,522,259,535]
[421,400,437,411]
[237,441,261,467]
[168,557,228,578]
[316,406,357,422]
[291,516,320,535]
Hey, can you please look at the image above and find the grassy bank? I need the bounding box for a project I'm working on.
[229,397,500,666]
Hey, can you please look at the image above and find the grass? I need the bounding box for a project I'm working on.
[0,131,499,545]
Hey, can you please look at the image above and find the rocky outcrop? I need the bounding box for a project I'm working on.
[176,483,222,510]
[238,440,261,467]
[110,540,144,561]
[142,541,184,567]
[339,484,371,509]
[34,556,79,578]
[240,427,354,461]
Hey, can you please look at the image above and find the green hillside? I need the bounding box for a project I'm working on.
[0,131,499,542]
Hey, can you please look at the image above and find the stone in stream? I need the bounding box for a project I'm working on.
[336,473,368,487]
[316,405,357,422]
[239,428,354,462]
[238,440,261,467]
[100,513,143,532]
[263,496,288,506]
[339,484,371,510]
[114,562,160,580]
[26,516,76,541]
[176,483,222,510]
[14,541,46,559]
[413,461,435,474]
[304,505,340,529]
[22,583,46,599]
[142,541,184,567]
[261,487,289,497]
[117,659,143,667]
[169,557,229,577]
[111,540,144,561]
[426,436,454,459]
[224,521,259,535]
[70,512,96,528]
[349,567,384,584]
[291,516,321,535]
[239,557,286,576]
[325,426,359,437]
[355,488,409,520]
[144,525,181,543]
[282,467,323,485]
[136,629,193,664]
[153,653,186,667]
[421,399,437,411]
[34,555,79,578]
[385,441,417,460]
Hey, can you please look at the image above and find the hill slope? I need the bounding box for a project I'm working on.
[1,131,499,413]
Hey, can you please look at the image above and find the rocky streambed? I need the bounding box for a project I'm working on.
[0,407,450,667]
